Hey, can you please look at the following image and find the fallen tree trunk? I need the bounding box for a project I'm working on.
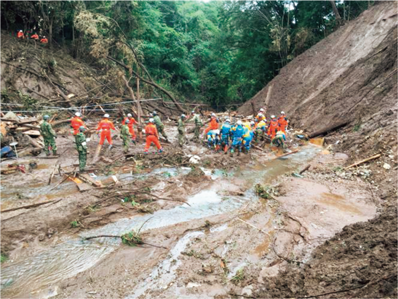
[2,198,62,213]
[308,121,350,139]
[26,135,43,149]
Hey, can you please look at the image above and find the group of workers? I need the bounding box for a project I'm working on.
[17,30,48,43]
[38,108,288,172]
[202,108,288,156]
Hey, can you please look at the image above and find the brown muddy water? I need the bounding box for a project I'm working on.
[0,145,377,298]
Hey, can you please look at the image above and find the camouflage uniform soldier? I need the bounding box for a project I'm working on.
[40,115,57,156]
[121,119,131,153]
[178,114,187,147]
[75,126,88,172]
[153,111,168,142]
[192,111,203,141]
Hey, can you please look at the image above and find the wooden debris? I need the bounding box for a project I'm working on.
[299,164,311,175]
[78,173,103,188]
[308,121,349,139]
[344,154,381,170]
[1,198,63,213]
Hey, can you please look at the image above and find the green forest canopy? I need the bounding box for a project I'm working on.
[1,1,371,110]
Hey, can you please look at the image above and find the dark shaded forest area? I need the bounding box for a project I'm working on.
[1,1,371,109]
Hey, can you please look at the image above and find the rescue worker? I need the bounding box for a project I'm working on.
[120,119,132,153]
[255,112,266,124]
[243,124,254,153]
[96,114,115,149]
[191,110,203,141]
[207,129,220,150]
[31,33,39,40]
[144,118,163,153]
[268,115,279,139]
[40,36,48,44]
[71,112,85,136]
[178,114,187,147]
[153,111,168,142]
[17,30,24,39]
[278,111,289,133]
[75,126,88,172]
[204,113,219,136]
[254,119,267,142]
[122,113,138,143]
[220,119,232,153]
[40,115,57,156]
[271,130,287,149]
[230,120,245,156]
[242,118,252,131]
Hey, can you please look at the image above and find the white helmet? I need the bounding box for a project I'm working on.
[75,112,81,117]
[260,108,265,112]
[258,113,264,117]
[211,113,216,117]
[281,111,285,115]
[250,121,255,125]
[19,30,23,32]
[191,110,195,113]
[149,118,154,123]
[271,115,276,119]
[225,119,230,123]
[237,120,243,125]
[127,113,132,117]
[104,114,110,118]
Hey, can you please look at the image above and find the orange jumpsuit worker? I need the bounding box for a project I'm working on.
[122,113,138,141]
[71,112,85,135]
[17,30,24,39]
[144,118,162,153]
[268,115,280,139]
[277,111,288,133]
[40,36,48,43]
[96,114,115,148]
[204,113,219,136]
[31,33,39,40]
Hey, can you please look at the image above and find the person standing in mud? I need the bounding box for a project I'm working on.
[122,113,138,144]
[230,120,245,156]
[71,112,85,136]
[75,126,88,172]
[144,118,163,154]
[152,111,169,142]
[271,129,287,151]
[120,119,132,153]
[191,110,203,141]
[40,115,57,156]
[178,114,187,147]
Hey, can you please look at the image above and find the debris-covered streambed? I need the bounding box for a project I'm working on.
[0,138,380,298]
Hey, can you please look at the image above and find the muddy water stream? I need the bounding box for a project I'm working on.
[1,146,321,297]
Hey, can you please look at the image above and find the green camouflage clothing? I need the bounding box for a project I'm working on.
[120,124,131,153]
[178,118,186,147]
[192,114,202,140]
[153,115,168,140]
[75,132,87,171]
[40,121,57,155]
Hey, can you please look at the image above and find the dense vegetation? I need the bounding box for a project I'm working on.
[1,1,371,109]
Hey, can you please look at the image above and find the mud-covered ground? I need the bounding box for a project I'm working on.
[2,121,394,299]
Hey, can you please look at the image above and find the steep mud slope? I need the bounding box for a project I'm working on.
[238,2,398,298]
[239,2,397,157]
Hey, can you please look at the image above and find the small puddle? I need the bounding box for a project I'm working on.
[1,146,321,297]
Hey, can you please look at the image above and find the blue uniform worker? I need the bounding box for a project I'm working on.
[230,121,245,156]
[220,119,232,152]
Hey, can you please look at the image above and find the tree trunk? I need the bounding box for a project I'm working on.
[122,75,142,125]
[330,1,342,25]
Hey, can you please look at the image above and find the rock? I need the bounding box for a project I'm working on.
[38,234,45,241]
[241,285,253,297]
[202,263,213,273]
[189,155,201,164]
[383,163,391,170]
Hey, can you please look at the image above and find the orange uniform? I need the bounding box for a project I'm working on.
[97,119,115,145]
[268,119,279,138]
[71,116,85,135]
[31,34,39,40]
[17,31,24,39]
[144,123,162,152]
[204,117,219,135]
[278,115,288,133]
[122,117,138,139]
[40,38,48,44]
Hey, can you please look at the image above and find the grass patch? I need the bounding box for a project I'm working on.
[1,253,8,263]
[231,268,245,284]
